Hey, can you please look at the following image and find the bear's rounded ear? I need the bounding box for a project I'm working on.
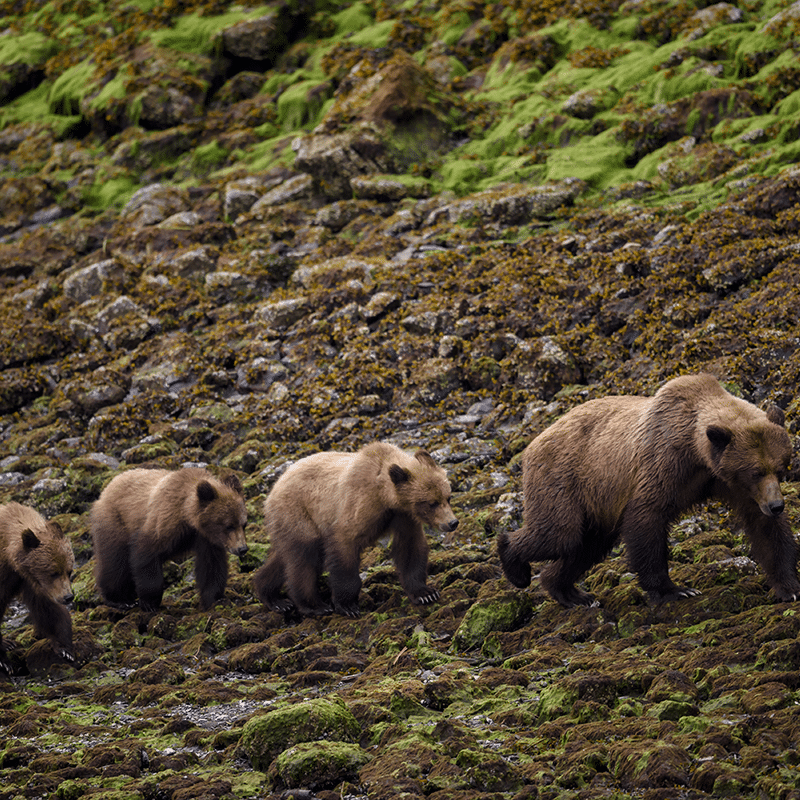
[414,450,437,468]
[706,425,732,450]
[766,404,786,427]
[389,464,410,485]
[197,481,218,505]
[48,521,64,537]
[222,472,243,495]
[21,529,41,550]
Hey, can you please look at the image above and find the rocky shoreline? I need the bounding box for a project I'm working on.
[3,0,800,798]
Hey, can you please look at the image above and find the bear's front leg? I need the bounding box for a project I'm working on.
[392,522,439,606]
[620,503,700,603]
[21,587,75,664]
[741,509,800,601]
[194,538,229,610]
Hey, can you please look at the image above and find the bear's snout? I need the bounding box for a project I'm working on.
[767,498,785,517]
[230,543,248,557]
[61,591,74,605]
[441,518,459,533]
[757,477,786,518]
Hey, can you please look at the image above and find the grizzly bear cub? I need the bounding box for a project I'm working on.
[91,467,248,611]
[254,442,458,617]
[0,502,75,673]
[498,373,799,607]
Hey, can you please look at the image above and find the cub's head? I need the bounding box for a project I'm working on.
[18,521,75,605]
[389,450,459,533]
[706,404,792,518]
[195,472,248,556]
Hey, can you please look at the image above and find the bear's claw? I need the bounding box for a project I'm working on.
[411,587,440,605]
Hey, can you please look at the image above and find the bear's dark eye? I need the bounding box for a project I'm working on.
[429,501,440,510]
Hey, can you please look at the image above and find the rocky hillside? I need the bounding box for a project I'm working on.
[2,0,800,798]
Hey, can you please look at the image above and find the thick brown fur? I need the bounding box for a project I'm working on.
[253,442,458,617]
[91,467,247,611]
[0,502,75,673]
[497,373,799,607]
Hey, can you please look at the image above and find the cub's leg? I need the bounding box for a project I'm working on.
[284,539,331,616]
[194,538,229,609]
[129,542,165,611]
[92,512,137,606]
[326,542,363,618]
[22,584,74,663]
[391,518,439,606]
[254,551,293,613]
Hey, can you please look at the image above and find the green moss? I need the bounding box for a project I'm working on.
[0,32,57,65]
[332,2,375,37]
[453,593,535,650]
[270,740,371,789]
[82,175,137,211]
[147,6,272,55]
[240,698,360,771]
[276,79,331,131]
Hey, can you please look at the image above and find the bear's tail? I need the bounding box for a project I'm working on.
[497,531,532,588]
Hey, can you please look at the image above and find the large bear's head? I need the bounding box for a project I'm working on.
[17,520,75,605]
[194,472,248,556]
[706,404,792,518]
[389,450,459,533]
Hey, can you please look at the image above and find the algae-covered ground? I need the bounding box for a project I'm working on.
[2,0,800,798]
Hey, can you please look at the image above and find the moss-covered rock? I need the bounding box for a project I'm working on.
[240,697,360,771]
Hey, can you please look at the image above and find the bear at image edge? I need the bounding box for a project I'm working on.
[0,502,75,673]
[254,442,459,617]
[497,373,799,607]
[91,467,248,611]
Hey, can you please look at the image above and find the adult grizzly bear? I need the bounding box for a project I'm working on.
[91,467,248,611]
[497,373,799,607]
[254,442,458,617]
[0,502,75,672]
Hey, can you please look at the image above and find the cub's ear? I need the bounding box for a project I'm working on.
[48,521,64,538]
[21,529,41,550]
[196,481,218,505]
[414,450,437,468]
[222,472,243,495]
[766,404,786,427]
[389,464,410,485]
[706,425,732,450]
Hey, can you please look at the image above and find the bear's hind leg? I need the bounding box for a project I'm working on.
[285,542,332,616]
[326,544,363,618]
[254,552,294,613]
[129,543,166,612]
[93,526,137,607]
[497,531,532,588]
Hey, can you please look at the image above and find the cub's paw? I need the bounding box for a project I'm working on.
[0,654,12,675]
[410,587,440,605]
